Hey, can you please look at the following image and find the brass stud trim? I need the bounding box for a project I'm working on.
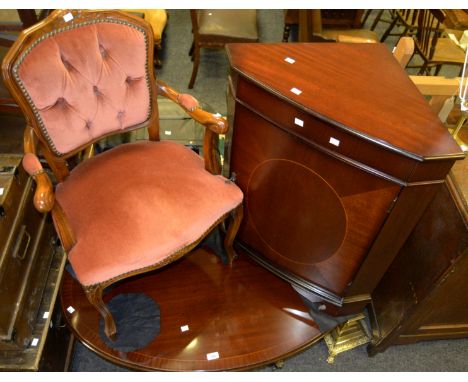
[13,16,153,157]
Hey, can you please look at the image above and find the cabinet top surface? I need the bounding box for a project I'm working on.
[226,43,464,160]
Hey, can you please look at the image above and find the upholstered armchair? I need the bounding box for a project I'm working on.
[2,9,243,339]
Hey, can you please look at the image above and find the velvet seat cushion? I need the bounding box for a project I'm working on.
[55,141,243,286]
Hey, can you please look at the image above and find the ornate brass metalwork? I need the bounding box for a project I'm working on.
[323,313,371,364]
[449,110,468,152]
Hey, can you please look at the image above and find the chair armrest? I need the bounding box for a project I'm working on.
[22,152,55,213]
[23,126,76,250]
[156,80,228,134]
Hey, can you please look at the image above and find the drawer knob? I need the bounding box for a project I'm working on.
[329,137,340,147]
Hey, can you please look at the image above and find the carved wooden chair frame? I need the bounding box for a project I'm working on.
[188,10,259,89]
[2,9,243,339]
[411,9,465,76]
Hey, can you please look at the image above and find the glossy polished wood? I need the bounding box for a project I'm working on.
[235,76,415,182]
[443,9,468,29]
[61,248,322,371]
[369,155,468,354]
[3,10,244,341]
[230,103,400,297]
[226,43,464,316]
[226,43,463,161]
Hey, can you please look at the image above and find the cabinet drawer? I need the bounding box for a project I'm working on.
[0,155,28,254]
[0,178,46,342]
[236,77,415,183]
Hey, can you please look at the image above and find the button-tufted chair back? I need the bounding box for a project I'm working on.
[2,9,157,158]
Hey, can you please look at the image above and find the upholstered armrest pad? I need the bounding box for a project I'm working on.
[157,80,228,134]
[177,93,199,112]
[23,152,43,175]
[22,153,55,213]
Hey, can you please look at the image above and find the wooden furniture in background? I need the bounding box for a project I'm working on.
[2,9,243,340]
[393,36,415,68]
[0,155,73,371]
[379,9,420,42]
[122,9,167,68]
[225,42,464,318]
[411,9,466,75]
[368,73,468,353]
[283,9,365,42]
[362,10,396,32]
[320,9,365,29]
[295,10,378,44]
[0,10,50,113]
[369,154,468,354]
[188,10,258,89]
[410,75,460,109]
[0,10,50,32]
[443,9,468,29]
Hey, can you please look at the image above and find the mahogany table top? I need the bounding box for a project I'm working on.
[61,248,323,371]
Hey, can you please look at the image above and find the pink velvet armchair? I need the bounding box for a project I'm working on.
[2,9,243,339]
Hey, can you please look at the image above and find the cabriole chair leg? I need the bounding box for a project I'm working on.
[224,203,244,264]
[84,284,117,340]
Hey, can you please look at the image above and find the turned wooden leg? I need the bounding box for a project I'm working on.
[282,24,291,42]
[380,16,398,42]
[224,203,244,264]
[369,9,385,30]
[154,43,163,69]
[188,46,200,89]
[84,284,117,340]
[189,41,194,58]
[418,60,429,75]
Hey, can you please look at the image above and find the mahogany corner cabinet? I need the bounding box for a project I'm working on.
[224,42,465,317]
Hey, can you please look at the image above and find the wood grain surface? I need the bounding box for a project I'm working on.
[226,43,464,160]
[61,248,322,371]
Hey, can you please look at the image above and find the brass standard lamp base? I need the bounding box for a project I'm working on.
[448,111,468,152]
[323,312,371,364]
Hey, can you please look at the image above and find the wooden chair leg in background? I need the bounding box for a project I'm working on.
[283,23,292,42]
[380,16,399,42]
[189,41,194,59]
[392,36,414,68]
[154,43,163,68]
[224,203,244,264]
[84,284,117,340]
[188,45,200,89]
